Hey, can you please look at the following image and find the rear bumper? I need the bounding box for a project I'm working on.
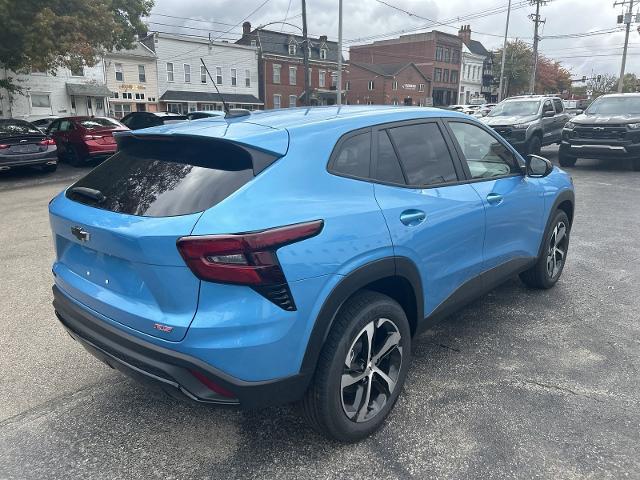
[52,285,309,408]
[0,149,57,168]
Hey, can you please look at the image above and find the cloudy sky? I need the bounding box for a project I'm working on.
[149,0,637,77]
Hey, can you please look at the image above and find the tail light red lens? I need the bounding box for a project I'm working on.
[177,220,324,310]
[0,144,9,149]
[39,138,55,146]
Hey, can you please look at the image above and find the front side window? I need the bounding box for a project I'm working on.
[166,63,174,82]
[543,100,554,114]
[184,64,191,83]
[289,66,297,85]
[138,65,146,82]
[553,98,564,113]
[216,67,223,84]
[331,132,371,178]
[448,122,519,179]
[115,63,124,82]
[273,64,281,83]
[387,123,457,186]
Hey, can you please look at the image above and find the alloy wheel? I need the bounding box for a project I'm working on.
[547,220,568,279]
[341,318,403,423]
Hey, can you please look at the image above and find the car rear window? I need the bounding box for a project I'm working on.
[66,136,273,217]
[79,118,123,129]
[0,120,41,136]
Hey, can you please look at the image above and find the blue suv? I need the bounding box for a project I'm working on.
[50,106,575,442]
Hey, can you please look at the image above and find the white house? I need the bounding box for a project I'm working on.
[0,62,110,120]
[141,32,262,113]
[457,26,491,104]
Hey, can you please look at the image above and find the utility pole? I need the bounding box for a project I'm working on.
[337,0,343,105]
[615,0,635,92]
[528,0,546,94]
[301,0,311,106]
[498,0,512,102]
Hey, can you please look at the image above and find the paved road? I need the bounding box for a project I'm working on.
[1,150,639,479]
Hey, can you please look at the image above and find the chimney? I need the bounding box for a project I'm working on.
[243,22,251,36]
[458,25,471,45]
[319,35,327,43]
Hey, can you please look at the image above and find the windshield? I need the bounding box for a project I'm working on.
[0,120,42,136]
[488,100,541,117]
[79,118,123,130]
[586,97,640,115]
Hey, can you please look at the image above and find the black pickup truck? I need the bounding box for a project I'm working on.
[560,93,640,171]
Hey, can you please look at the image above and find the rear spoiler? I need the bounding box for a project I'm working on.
[114,132,282,176]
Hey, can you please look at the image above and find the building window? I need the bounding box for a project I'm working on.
[289,66,297,85]
[231,68,237,86]
[320,48,327,60]
[443,69,450,83]
[444,48,451,63]
[201,65,207,83]
[345,81,350,91]
[70,65,84,77]
[368,80,374,90]
[184,64,191,83]
[167,103,183,114]
[331,71,337,88]
[245,69,251,87]
[273,94,281,109]
[451,70,458,83]
[166,62,174,82]
[288,42,296,55]
[115,63,124,82]
[216,66,223,84]
[30,93,51,108]
[289,95,297,108]
[319,70,325,88]
[452,50,460,64]
[251,39,257,47]
[273,64,281,84]
[113,103,131,119]
[138,65,146,82]
[434,68,442,82]
[435,46,444,61]
[392,80,398,90]
[418,83,425,92]
[111,92,119,99]
[135,93,145,100]
[392,99,398,106]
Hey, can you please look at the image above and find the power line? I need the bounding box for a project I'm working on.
[212,0,273,41]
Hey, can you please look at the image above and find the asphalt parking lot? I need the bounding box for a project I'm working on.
[1,148,639,480]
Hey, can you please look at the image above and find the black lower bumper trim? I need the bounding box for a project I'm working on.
[52,285,310,408]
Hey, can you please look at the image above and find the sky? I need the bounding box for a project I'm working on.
[149,0,638,78]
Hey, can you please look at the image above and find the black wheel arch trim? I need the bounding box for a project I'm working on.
[537,189,575,258]
[299,256,423,375]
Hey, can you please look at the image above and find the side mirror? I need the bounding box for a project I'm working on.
[526,154,553,177]
[543,110,555,117]
[576,109,583,115]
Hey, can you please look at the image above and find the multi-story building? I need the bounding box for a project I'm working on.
[344,63,432,106]
[0,62,111,120]
[236,22,344,109]
[104,41,159,118]
[349,31,462,106]
[141,32,262,113]
[457,25,494,104]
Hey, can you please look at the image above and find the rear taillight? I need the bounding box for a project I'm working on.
[177,220,324,311]
[0,144,8,149]
[39,138,55,146]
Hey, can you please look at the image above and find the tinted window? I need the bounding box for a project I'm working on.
[0,120,41,136]
[449,122,520,179]
[59,120,73,132]
[387,123,457,186]
[543,100,554,113]
[79,118,123,129]
[375,131,405,184]
[332,132,371,178]
[66,138,266,217]
[553,99,564,113]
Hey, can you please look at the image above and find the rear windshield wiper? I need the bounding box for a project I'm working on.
[68,186,106,203]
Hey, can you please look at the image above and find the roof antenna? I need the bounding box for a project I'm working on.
[199,58,250,119]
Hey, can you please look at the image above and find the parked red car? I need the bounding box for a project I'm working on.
[47,117,128,167]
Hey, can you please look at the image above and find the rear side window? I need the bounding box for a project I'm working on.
[387,123,457,186]
[66,137,273,217]
[79,118,123,129]
[331,132,371,178]
[375,131,405,184]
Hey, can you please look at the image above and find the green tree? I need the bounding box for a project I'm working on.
[587,74,618,95]
[0,0,153,91]
[622,73,639,93]
[493,40,533,96]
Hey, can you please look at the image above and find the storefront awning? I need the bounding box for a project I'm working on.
[159,90,263,105]
[66,83,112,97]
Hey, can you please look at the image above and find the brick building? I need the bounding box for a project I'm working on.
[345,63,431,106]
[236,22,344,108]
[350,31,462,106]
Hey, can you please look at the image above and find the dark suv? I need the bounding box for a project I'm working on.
[560,93,640,171]
[481,95,570,155]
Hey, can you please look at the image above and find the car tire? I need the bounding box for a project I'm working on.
[632,159,640,172]
[520,210,571,289]
[40,163,57,173]
[559,149,577,167]
[67,146,86,167]
[300,290,411,443]
[526,135,542,156]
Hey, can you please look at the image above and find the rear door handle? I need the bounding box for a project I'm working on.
[400,209,426,226]
[486,193,504,205]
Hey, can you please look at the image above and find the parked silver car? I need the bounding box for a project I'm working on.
[480,95,570,155]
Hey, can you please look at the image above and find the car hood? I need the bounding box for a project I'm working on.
[481,115,538,126]
[572,113,640,125]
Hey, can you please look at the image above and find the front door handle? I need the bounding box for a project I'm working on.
[486,193,504,205]
[400,209,426,226]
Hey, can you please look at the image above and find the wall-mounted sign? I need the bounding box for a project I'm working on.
[118,84,147,91]
[403,84,417,90]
